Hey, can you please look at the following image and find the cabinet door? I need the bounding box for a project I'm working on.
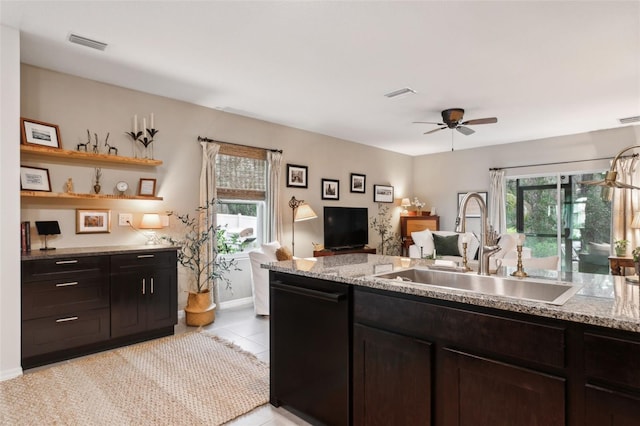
[440,348,565,426]
[585,385,640,426]
[353,324,432,426]
[110,271,147,338]
[145,268,177,330]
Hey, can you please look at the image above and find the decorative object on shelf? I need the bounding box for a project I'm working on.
[373,184,394,203]
[76,209,111,234]
[65,178,74,193]
[321,178,339,200]
[35,220,60,251]
[370,203,401,255]
[286,164,308,188]
[161,201,239,326]
[20,117,62,149]
[401,198,411,215]
[615,239,629,257]
[458,191,487,217]
[92,131,100,154]
[77,130,91,152]
[412,197,426,215]
[126,114,158,159]
[511,234,528,278]
[430,206,437,216]
[104,132,117,155]
[115,180,128,195]
[350,173,366,193]
[289,196,318,255]
[93,168,102,194]
[138,178,157,197]
[20,166,52,192]
[138,213,163,245]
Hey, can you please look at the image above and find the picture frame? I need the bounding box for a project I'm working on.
[76,209,111,234]
[321,178,340,200]
[20,166,52,192]
[458,191,488,217]
[373,184,394,203]
[138,178,157,197]
[20,118,62,149]
[286,164,308,188]
[350,173,366,193]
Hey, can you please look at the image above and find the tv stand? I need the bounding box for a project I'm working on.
[313,247,376,257]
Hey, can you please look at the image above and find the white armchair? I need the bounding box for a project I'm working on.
[247,241,281,316]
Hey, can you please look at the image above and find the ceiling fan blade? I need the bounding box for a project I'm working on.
[424,126,447,135]
[413,121,444,125]
[461,117,498,126]
[456,126,475,136]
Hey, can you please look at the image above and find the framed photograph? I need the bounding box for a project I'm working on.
[20,166,51,192]
[138,178,157,197]
[20,118,62,149]
[458,191,488,217]
[76,209,111,234]
[321,178,340,200]
[286,164,308,188]
[350,173,366,193]
[373,184,394,203]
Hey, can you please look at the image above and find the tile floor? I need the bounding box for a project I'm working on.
[176,304,312,426]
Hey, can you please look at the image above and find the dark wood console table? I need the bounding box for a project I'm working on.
[608,256,635,276]
[313,248,376,257]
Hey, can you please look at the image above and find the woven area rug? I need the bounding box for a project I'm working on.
[0,332,269,425]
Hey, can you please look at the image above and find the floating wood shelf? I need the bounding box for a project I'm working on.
[20,145,162,166]
[21,191,163,201]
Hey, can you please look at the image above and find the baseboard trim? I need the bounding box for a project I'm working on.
[219,297,253,310]
[0,367,23,381]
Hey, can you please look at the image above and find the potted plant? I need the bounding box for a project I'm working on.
[615,239,629,257]
[370,203,401,256]
[162,202,237,326]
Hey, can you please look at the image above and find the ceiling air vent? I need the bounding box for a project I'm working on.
[619,115,640,125]
[68,33,107,51]
[384,87,416,99]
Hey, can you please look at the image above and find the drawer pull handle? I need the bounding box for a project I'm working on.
[137,254,155,259]
[142,278,146,295]
[55,260,79,265]
[56,316,78,323]
[151,277,154,294]
[56,281,79,287]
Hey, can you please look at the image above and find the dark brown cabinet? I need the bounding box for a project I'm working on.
[110,251,177,338]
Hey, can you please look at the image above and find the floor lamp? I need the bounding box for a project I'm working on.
[289,196,318,256]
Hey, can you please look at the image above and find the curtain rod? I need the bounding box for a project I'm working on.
[197,136,282,153]
[488,154,638,171]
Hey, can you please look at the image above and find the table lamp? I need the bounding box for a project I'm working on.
[139,213,163,245]
[289,196,317,255]
[401,198,411,215]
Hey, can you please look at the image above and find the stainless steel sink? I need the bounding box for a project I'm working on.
[372,267,581,305]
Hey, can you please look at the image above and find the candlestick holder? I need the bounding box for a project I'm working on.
[462,242,472,272]
[125,128,159,159]
[511,244,529,278]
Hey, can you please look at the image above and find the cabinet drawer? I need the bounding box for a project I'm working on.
[111,250,177,272]
[22,308,110,358]
[22,256,108,283]
[355,289,566,369]
[22,277,109,320]
[584,332,640,390]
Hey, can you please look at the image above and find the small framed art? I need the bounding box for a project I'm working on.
[373,184,394,203]
[286,164,308,188]
[76,209,111,234]
[20,118,62,149]
[350,173,366,193]
[20,166,52,192]
[322,178,339,200]
[138,178,157,197]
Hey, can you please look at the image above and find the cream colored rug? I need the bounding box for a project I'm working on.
[0,332,269,425]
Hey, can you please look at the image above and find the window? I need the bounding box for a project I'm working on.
[506,171,612,273]
[214,143,267,253]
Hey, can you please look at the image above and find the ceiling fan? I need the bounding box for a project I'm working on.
[414,108,498,135]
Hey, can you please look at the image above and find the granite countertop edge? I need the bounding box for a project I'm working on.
[21,244,180,260]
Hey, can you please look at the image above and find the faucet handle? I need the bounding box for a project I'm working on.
[485,225,500,246]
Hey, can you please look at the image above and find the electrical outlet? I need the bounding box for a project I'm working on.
[119,213,133,226]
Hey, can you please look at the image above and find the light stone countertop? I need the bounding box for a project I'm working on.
[265,253,640,333]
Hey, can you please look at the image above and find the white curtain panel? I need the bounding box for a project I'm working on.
[266,151,283,244]
[199,142,220,303]
[612,156,640,250]
[489,169,507,234]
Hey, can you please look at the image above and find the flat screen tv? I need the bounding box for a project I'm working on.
[323,206,368,250]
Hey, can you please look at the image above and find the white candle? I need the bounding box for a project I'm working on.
[142,118,147,136]
[150,113,154,129]
[518,234,525,245]
[461,234,469,244]
[133,115,138,134]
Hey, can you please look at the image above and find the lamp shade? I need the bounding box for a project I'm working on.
[401,198,411,208]
[295,204,317,222]
[139,213,162,229]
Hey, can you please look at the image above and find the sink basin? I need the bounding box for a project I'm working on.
[372,267,581,305]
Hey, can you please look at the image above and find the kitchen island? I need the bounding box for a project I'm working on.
[267,254,640,426]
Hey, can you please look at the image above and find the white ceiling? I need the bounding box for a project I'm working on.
[1,1,639,156]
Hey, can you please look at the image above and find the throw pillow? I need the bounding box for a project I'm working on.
[275,246,293,261]
[411,229,434,255]
[433,234,460,256]
[261,241,281,259]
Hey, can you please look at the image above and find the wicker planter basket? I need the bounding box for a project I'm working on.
[184,289,216,326]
